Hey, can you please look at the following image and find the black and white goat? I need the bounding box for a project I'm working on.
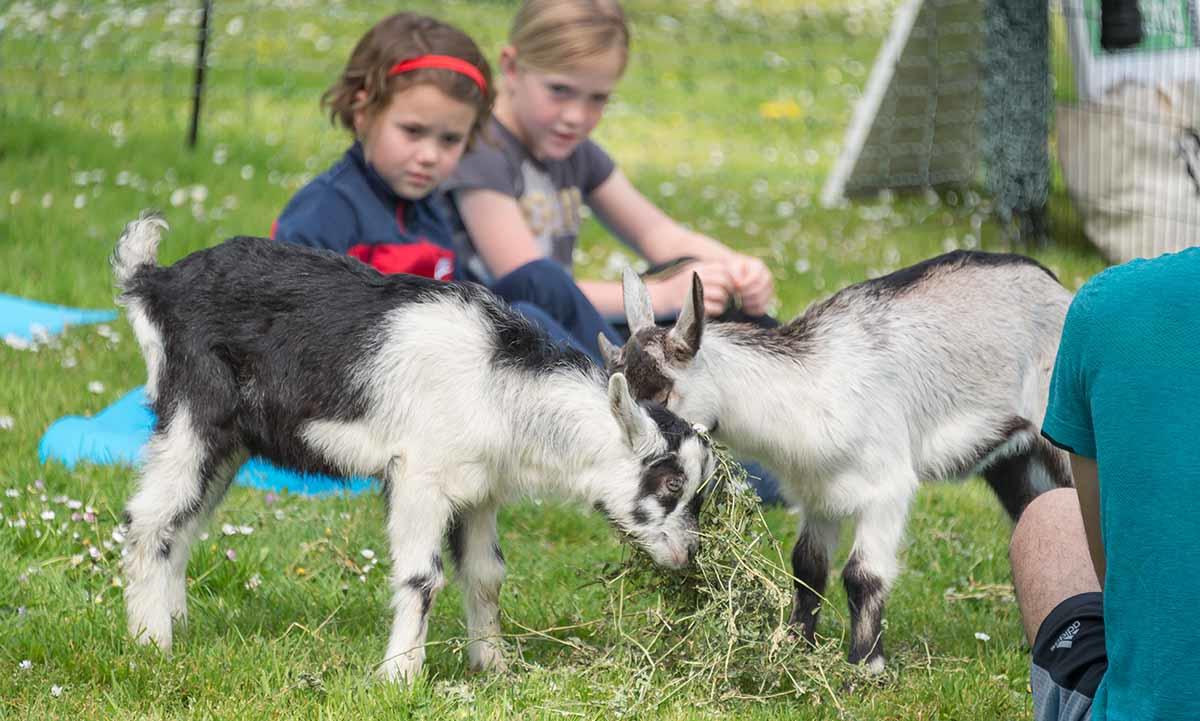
[112,214,713,683]
[604,251,1073,671]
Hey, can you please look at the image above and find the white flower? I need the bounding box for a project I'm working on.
[67,499,82,510]
[974,631,991,642]
[40,510,55,521]
[221,523,237,536]
[50,685,63,697]
[5,334,31,350]
[19,660,32,670]
[245,574,262,590]
[0,416,14,431]
[360,549,376,560]
[5,488,18,497]
[87,381,105,394]
[237,525,254,536]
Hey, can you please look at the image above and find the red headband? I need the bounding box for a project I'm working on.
[388,55,487,94]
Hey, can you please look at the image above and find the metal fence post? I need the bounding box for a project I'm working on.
[187,0,214,149]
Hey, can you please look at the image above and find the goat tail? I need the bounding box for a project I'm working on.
[113,211,167,297]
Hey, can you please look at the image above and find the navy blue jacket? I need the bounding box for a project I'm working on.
[273,142,458,280]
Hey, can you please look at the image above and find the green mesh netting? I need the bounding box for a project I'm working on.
[983,0,1052,242]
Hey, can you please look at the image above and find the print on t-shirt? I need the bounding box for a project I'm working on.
[518,160,584,266]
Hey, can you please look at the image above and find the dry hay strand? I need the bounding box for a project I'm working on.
[579,436,887,711]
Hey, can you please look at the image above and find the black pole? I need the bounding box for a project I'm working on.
[187,0,213,149]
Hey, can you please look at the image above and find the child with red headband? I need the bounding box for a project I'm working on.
[273,13,490,280]
[273,12,620,364]
[442,0,778,347]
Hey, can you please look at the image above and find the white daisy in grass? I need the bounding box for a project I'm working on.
[87,381,105,394]
[5,335,31,350]
[975,631,991,642]
[19,660,32,670]
[0,416,13,431]
[50,685,63,698]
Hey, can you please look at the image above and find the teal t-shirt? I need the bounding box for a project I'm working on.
[1042,248,1200,720]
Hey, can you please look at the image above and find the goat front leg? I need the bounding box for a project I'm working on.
[378,458,453,684]
[788,512,841,644]
[843,493,912,673]
[449,501,507,673]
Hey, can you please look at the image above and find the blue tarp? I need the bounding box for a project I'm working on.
[0,292,118,341]
[39,387,374,496]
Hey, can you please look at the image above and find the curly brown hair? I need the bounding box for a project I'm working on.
[322,13,493,147]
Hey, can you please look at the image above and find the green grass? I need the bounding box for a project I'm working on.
[0,1,1108,718]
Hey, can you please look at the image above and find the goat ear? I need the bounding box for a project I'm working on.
[608,372,651,449]
[622,267,655,335]
[668,272,705,356]
[598,333,621,370]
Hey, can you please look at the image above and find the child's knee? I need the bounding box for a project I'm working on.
[493,258,578,303]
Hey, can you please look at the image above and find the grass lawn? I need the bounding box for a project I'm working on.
[0,1,1109,718]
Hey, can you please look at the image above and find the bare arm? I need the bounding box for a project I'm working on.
[587,170,775,316]
[1070,453,1105,587]
[454,189,546,279]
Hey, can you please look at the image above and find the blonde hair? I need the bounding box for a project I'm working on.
[509,0,630,74]
[322,13,493,147]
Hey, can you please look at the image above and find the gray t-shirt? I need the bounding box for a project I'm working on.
[442,119,616,285]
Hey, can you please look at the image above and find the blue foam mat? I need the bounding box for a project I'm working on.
[39,387,374,496]
[1,293,118,341]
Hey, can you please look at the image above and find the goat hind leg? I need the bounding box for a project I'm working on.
[983,437,1071,522]
[123,411,239,652]
[449,501,507,673]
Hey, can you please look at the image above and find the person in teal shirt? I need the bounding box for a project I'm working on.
[1010,247,1200,720]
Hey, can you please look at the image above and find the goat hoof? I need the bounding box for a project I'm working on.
[377,654,424,685]
[468,641,507,674]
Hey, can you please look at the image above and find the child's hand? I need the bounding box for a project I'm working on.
[728,255,774,316]
[655,261,735,317]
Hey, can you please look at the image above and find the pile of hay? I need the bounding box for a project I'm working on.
[581,437,866,709]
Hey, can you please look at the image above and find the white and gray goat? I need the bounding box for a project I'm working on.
[604,250,1073,671]
[112,214,714,683]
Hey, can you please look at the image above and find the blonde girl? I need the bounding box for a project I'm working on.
[444,0,776,331]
